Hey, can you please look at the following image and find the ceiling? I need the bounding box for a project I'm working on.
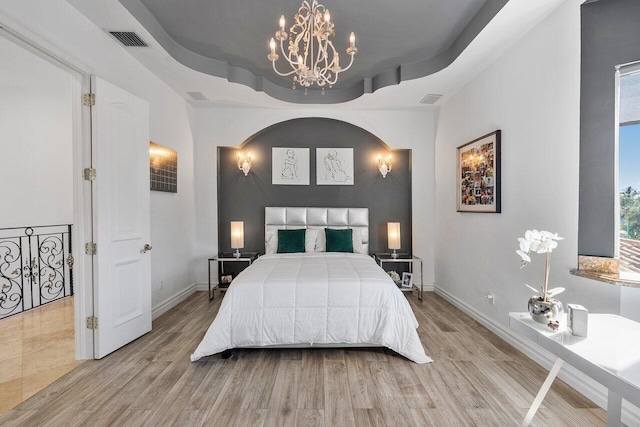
[68,0,567,109]
[119,0,501,104]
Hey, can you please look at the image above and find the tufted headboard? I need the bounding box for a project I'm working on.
[265,207,369,254]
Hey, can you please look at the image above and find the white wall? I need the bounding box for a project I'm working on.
[0,0,197,309]
[0,36,73,228]
[434,0,636,328]
[192,107,436,286]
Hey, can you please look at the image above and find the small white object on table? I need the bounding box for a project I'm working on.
[509,312,640,427]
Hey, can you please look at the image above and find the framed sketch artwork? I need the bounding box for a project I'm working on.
[272,147,310,185]
[456,130,501,213]
[316,148,354,185]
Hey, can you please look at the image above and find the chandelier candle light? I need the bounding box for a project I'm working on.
[516,229,566,326]
[268,0,357,93]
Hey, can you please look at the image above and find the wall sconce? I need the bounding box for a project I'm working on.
[378,154,392,178]
[387,222,401,258]
[230,221,244,258]
[237,152,252,176]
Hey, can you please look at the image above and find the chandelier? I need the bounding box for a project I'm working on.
[268,0,357,93]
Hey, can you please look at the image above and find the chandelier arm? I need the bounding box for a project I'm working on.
[278,39,294,69]
[339,53,355,73]
[314,34,325,72]
[271,61,298,77]
[324,39,338,65]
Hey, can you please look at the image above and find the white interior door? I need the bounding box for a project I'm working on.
[92,76,151,358]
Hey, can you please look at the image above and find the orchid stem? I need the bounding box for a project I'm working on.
[543,252,550,302]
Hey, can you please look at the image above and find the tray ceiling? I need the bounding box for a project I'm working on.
[119,0,507,104]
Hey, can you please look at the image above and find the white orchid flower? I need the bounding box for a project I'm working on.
[518,238,530,253]
[546,287,565,298]
[517,229,565,302]
[516,250,531,267]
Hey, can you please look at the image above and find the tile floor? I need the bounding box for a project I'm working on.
[0,297,82,414]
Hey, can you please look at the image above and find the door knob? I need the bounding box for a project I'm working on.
[142,244,153,253]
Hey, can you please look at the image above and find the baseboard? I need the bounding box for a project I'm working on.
[433,285,640,426]
[152,282,199,320]
[195,282,209,292]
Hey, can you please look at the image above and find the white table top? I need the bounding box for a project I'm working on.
[509,312,640,408]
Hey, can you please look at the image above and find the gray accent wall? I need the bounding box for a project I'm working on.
[579,0,640,257]
[217,118,412,254]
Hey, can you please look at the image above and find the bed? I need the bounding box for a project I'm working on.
[191,207,431,364]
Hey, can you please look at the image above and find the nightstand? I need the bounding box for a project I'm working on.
[208,252,259,301]
[374,253,424,301]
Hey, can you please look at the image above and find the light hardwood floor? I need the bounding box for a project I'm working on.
[0,291,606,426]
[0,296,82,415]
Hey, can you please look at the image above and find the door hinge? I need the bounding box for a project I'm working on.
[83,168,96,181]
[85,242,97,255]
[86,316,98,329]
[83,93,95,106]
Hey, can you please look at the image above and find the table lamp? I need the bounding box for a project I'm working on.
[388,222,401,258]
[231,221,244,258]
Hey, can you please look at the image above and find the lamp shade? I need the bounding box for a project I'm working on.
[230,221,244,249]
[387,222,401,250]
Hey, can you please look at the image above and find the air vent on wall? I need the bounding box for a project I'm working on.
[420,94,443,105]
[187,91,209,101]
[109,31,148,47]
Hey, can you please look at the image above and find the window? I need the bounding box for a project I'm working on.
[617,62,640,277]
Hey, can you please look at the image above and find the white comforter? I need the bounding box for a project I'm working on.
[191,253,431,364]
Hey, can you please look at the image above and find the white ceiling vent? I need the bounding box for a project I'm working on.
[109,31,148,47]
[419,94,442,105]
[187,92,209,101]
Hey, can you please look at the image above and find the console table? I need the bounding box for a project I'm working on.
[509,312,640,426]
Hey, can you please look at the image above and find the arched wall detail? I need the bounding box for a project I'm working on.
[217,117,412,254]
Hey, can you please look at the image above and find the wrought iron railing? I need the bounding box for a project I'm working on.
[0,225,73,320]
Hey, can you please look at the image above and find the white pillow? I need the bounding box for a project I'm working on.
[305,228,319,253]
[265,230,278,254]
[352,228,366,254]
[265,229,319,254]
[313,227,326,252]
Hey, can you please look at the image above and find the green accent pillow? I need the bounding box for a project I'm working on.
[277,229,306,253]
[325,228,354,253]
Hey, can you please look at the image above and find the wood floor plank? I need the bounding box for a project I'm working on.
[367,361,417,426]
[411,408,463,427]
[295,409,324,427]
[353,408,385,427]
[230,409,267,427]
[172,410,210,427]
[387,353,435,409]
[0,410,38,427]
[324,359,356,426]
[239,350,281,410]
[74,361,172,425]
[186,360,234,410]
[453,360,522,425]
[202,355,265,425]
[298,350,325,410]
[263,360,301,427]
[344,350,378,409]
[0,292,607,426]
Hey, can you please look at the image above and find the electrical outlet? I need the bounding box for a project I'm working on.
[486,293,495,305]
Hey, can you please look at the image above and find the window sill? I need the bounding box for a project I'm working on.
[570,269,640,288]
